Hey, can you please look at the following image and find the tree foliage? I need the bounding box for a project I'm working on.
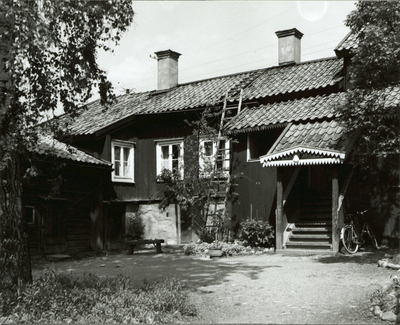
[0,0,134,286]
[338,1,400,168]
[345,1,400,89]
[336,1,400,233]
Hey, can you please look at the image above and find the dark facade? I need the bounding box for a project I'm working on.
[55,28,399,253]
[23,137,113,255]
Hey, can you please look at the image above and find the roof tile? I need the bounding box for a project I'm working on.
[226,92,346,133]
[335,32,358,54]
[67,57,343,136]
[33,135,111,166]
[271,119,349,155]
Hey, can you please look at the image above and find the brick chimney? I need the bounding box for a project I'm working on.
[154,50,181,90]
[275,28,303,65]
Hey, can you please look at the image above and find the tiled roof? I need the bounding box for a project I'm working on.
[260,119,349,167]
[226,85,400,134]
[241,57,343,100]
[225,92,346,134]
[68,57,343,136]
[257,84,400,167]
[68,70,263,135]
[33,135,111,166]
[335,32,358,54]
[68,91,152,136]
[372,85,400,109]
[273,119,347,154]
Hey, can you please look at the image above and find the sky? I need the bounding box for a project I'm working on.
[96,1,356,96]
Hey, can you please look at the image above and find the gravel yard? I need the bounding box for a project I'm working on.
[32,246,399,324]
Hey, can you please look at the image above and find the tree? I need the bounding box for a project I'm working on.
[336,1,400,246]
[0,0,134,287]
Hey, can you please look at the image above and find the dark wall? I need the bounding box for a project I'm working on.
[23,162,110,254]
[75,111,201,202]
[231,133,277,228]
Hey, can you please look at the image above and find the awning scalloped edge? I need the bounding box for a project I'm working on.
[260,146,346,162]
[262,157,344,167]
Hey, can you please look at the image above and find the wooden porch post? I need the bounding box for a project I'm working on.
[332,167,339,252]
[276,168,284,250]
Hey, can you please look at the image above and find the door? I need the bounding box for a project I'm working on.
[40,200,67,254]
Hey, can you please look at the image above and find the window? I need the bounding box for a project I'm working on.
[156,139,184,177]
[25,206,35,224]
[111,140,134,183]
[199,139,230,177]
[247,129,282,161]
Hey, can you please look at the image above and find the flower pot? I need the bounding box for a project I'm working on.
[208,249,223,258]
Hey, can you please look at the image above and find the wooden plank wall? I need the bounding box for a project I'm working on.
[23,163,109,255]
[231,134,277,230]
[103,112,195,202]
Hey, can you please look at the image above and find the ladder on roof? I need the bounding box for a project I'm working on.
[206,89,243,241]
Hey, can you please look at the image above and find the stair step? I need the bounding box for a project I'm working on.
[296,221,332,228]
[302,209,331,214]
[292,226,332,232]
[297,215,331,220]
[289,234,332,240]
[276,249,336,256]
[286,241,332,248]
[296,221,332,225]
[303,205,330,211]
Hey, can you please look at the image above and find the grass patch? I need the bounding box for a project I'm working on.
[0,266,196,324]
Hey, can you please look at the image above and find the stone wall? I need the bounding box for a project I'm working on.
[126,203,178,245]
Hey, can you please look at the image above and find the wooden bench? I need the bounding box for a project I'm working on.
[126,239,165,254]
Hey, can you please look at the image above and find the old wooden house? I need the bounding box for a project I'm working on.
[23,135,114,254]
[51,28,398,254]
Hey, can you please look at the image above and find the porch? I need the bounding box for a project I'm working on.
[272,165,353,254]
[259,119,352,254]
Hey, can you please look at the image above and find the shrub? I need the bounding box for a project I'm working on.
[197,227,215,243]
[238,219,274,248]
[183,240,255,257]
[370,276,400,316]
[0,267,196,324]
[125,215,145,241]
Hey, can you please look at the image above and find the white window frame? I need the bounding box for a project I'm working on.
[199,138,230,177]
[156,139,184,178]
[111,140,135,183]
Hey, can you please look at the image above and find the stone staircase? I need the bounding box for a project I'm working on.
[284,194,333,252]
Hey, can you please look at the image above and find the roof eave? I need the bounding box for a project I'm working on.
[260,145,347,166]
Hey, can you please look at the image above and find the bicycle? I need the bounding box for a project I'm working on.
[340,209,379,254]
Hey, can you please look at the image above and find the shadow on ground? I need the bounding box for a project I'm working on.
[31,246,280,291]
[317,246,398,265]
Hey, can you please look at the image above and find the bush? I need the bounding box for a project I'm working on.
[125,215,145,241]
[238,219,274,248]
[183,240,260,257]
[370,276,400,317]
[0,267,196,324]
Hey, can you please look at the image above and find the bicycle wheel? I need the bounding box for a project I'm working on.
[366,224,379,249]
[342,226,359,254]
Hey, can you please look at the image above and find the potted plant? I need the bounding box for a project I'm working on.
[208,240,224,258]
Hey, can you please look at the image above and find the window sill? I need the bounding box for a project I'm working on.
[112,178,135,184]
